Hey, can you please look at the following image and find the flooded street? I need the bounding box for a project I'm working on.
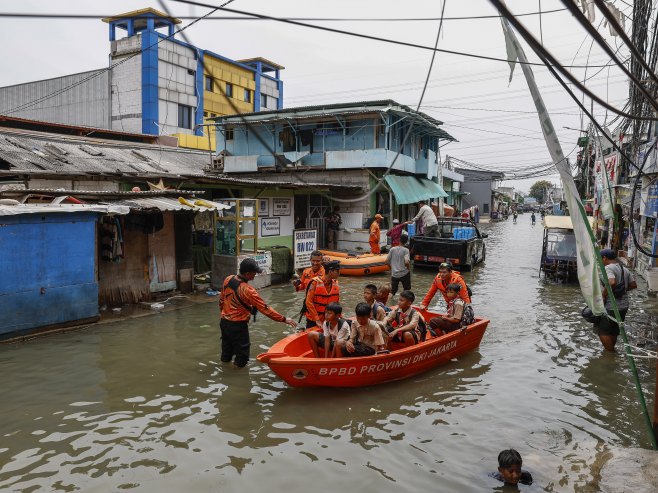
[1,214,655,492]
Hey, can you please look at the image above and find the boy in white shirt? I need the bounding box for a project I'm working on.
[307,302,351,358]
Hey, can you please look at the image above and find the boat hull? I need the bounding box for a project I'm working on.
[319,249,390,276]
[257,312,489,388]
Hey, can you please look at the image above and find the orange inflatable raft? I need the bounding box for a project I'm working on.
[257,308,490,388]
[319,249,390,276]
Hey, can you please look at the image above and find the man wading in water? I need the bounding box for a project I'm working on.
[219,258,296,367]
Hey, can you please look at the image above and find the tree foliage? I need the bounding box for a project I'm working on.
[529,180,553,203]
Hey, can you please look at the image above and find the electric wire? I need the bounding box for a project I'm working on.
[489,0,658,122]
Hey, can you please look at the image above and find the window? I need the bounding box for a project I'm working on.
[225,128,234,141]
[178,104,193,129]
[205,76,213,92]
[261,93,268,108]
[483,203,490,214]
[244,89,251,103]
[225,83,233,98]
[203,111,209,118]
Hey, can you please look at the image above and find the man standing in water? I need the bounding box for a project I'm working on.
[220,258,296,367]
[597,249,637,352]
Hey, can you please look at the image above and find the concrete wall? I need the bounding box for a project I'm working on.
[0,70,110,129]
[260,77,280,110]
[157,39,198,136]
[462,180,493,214]
[110,36,143,134]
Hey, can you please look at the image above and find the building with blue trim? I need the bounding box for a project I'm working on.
[0,8,284,151]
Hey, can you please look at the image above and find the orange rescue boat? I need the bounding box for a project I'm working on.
[257,309,489,388]
[319,249,390,276]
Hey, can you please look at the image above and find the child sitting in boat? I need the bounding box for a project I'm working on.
[428,283,475,335]
[381,290,423,346]
[307,302,351,358]
[488,449,533,486]
[376,283,392,307]
[364,283,387,321]
[335,302,386,357]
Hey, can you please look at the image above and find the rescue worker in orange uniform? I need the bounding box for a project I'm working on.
[369,213,384,254]
[304,260,341,329]
[220,258,296,367]
[293,250,325,292]
[418,262,471,310]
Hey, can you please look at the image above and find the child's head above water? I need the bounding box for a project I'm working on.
[363,284,378,303]
[497,449,523,485]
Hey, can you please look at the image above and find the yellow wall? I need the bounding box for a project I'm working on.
[173,132,216,151]
[203,55,255,117]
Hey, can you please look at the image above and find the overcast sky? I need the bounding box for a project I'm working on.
[0,0,631,192]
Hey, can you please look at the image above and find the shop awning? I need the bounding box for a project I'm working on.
[384,175,448,204]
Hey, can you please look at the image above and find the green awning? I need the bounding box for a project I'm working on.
[384,175,448,205]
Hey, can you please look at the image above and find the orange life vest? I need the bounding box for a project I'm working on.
[311,276,340,320]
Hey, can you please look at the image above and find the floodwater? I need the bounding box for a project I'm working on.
[1,214,656,492]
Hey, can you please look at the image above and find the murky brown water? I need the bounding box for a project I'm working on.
[1,214,655,492]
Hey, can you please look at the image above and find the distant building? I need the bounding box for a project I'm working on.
[455,168,505,217]
[0,8,284,151]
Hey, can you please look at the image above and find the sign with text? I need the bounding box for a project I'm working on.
[293,229,318,269]
[273,198,291,216]
[260,217,280,237]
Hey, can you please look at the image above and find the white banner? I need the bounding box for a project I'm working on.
[501,17,606,315]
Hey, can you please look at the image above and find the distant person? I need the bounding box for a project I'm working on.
[585,249,637,352]
[386,218,407,246]
[387,234,411,296]
[325,205,342,250]
[336,302,386,357]
[293,250,324,292]
[513,211,518,223]
[307,302,350,358]
[428,283,475,335]
[531,212,536,225]
[369,213,384,254]
[302,260,341,329]
[488,449,533,486]
[419,262,471,310]
[219,259,296,368]
[406,200,438,237]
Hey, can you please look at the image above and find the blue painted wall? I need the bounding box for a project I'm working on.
[0,213,100,338]
[141,19,159,135]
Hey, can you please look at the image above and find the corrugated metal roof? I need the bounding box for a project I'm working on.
[0,129,364,190]
[215,100,456,141]
[0,203,129,217]
[103,197,231,212]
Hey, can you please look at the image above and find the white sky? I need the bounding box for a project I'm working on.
[0,0,632,192]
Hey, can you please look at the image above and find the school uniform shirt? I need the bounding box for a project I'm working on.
[349,319,385,350]
[382,306,420,334]
[322,319,351,343]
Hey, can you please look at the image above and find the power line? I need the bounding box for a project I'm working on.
[488,0,658,122]
[0,8,569,22]
[168,0,615,69]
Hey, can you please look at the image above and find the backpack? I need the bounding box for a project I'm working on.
[460,303,475,327]
[372,301,390,319]
[226,276,257,321]
[611,264,627,298]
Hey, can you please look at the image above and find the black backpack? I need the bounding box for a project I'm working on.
[611,264,627,298]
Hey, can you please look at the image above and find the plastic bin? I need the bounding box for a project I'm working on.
[453,227,462,239]
[407,223,416,237]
